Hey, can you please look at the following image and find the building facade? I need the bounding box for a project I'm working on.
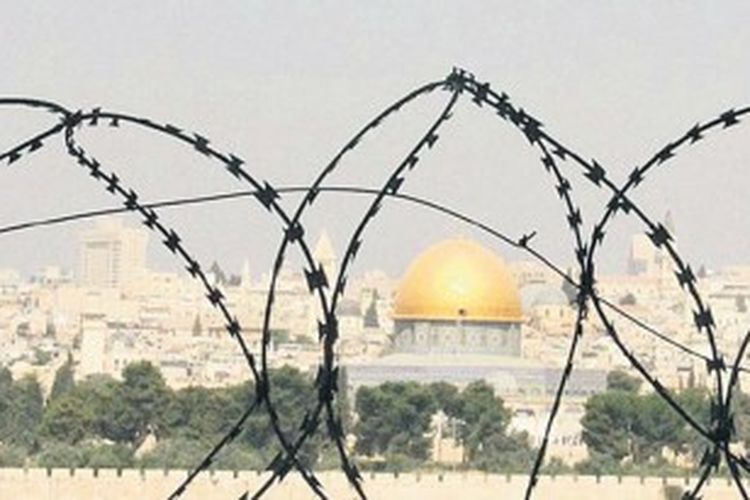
[391,238,523,356]
[78,218,148,289]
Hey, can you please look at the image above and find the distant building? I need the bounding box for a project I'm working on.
[628,210,676,277]
[345,238,605,465]
[78,314,108,378]
[391,238,523,356]
[78,218,148,288]
[347,238,605,398]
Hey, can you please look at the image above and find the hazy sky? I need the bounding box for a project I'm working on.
[1,2,749,279]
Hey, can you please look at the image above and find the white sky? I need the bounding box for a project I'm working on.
[0,1,749,279]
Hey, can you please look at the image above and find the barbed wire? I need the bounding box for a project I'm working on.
[70,107,336,498]
[0,184,737,376]
[1,67,748,499]
[249,79,448,500]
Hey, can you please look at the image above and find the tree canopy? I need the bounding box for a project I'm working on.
[2,360,744,477]
[353,379,532,471]
[49,353,75,402]
[580,379,713,473]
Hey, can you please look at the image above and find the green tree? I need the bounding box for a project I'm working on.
[1,374,44,450]
[0,444,26,467]
[271,329,290,345]
[581,390,637,462]
[427,382,461,417]
[733,391,750,448]
[630,393,683,463]
[159,366,324,470]
[606,370,642,393]
[31,348,51,366]
[34,442,88,468]
[138,437,214,469]
[581,385,704,468]
[161,385,235,441]
[0,366,13,439]
[40,394,90,445]
[574,452,622,475]
[354,382,435,460]
[353,380,531,469]
[104,361,171,446]
[676,387,712,464]
[336,367,352,430]
[240,366,322,467]
[455,380,531,472]
[86,444,134,469]
[74,374,120,440]
[211,443,266,471]
[49,352,75,402]
[542,456,572,475]
[0,366,12,387]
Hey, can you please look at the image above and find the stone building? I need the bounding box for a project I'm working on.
[391,238,523,356]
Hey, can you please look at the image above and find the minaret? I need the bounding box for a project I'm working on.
[313,230,337,284]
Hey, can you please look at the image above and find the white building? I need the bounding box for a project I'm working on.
[78,218,148,289]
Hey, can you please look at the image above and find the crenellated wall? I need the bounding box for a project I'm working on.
[0,468,745,500]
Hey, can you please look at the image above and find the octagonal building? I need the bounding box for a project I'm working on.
[392,238,523,357]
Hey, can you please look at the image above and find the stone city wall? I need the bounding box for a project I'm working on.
[0,468,745,499]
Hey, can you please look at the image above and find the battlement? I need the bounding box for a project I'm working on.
[0,468,745,499]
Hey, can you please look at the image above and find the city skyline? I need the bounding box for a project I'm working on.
[1,3,749,279]
[0,207,715,282]
[2,3,749,498]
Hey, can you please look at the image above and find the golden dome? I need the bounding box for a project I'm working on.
[393,238,522,323]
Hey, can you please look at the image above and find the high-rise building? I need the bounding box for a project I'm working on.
[78,218,148,288]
